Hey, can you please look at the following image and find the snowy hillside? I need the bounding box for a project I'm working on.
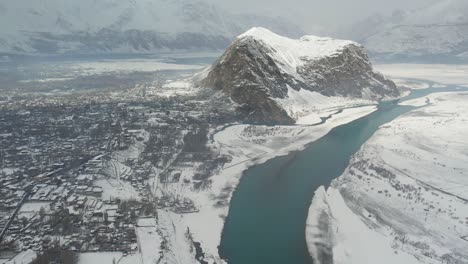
[352,0,468,61]
[199,28,399,124]
[306,92,468,264]
[0,0,303,54]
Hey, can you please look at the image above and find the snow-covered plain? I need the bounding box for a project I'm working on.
[17,59,205,82]
[375,64,468,86]
[65,59,205,75]
[306,92,468,264]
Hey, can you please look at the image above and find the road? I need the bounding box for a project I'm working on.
[0,191,30,243]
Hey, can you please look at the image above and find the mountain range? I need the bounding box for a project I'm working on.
[341,0,468,61]
[0,0,303,54]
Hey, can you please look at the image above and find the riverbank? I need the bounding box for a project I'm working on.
[306,91,468,264]
[180,105,378,263]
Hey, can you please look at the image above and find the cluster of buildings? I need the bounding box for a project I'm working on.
[0,82,237,262]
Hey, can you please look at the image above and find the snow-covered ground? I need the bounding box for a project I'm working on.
[135,218,163,264]
[78,252,124,264]
[306,92,468,264]
[276,88,374,124]
[155,79,196,97]
[64,59,205,75]
[94,178,141,202]
[17,202,51,219]
[155,210,198,264]
[16,59,205,84]
[375,64,468,86]
[2,250,37,264]
[77,252,141,264]
[239,27,358,64]
[179,105,378,263]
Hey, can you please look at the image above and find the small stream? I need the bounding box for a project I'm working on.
[219,85,468,264]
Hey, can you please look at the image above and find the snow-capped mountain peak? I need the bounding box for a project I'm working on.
[199,28,399,124]
[238,27,359,62]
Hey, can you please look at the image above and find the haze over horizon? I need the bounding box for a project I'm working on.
[203,0,439,34]
[0,0,440,37]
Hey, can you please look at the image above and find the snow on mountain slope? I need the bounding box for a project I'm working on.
[357,0,468,61]
[0,0,303,54]
[199,28,398,124]
[306,92,468,264]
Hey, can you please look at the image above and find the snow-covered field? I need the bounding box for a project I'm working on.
[306,92,468,264]
[375,64,468,86]
[15,58,206,84]
[94,178,141,201]
[64,59,205,75]
[155,210,198,264]
[135,218,162,264]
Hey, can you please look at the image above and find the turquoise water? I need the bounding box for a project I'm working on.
[219,86,468,264]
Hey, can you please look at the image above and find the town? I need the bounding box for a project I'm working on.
[0,72,237,263]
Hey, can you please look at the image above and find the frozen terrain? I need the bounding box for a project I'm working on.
[306,91,468,264]
[375,64,468,86]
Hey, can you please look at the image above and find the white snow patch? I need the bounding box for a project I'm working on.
[66,59,204,75]
[94,178,141,201]
[4,250,37,264]
[240,27,358,64]
[306,187,423,264]
[275,88,374,125]
[78,252,128,264]
[135,217,162,264]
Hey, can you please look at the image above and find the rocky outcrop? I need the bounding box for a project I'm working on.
[198,27,399,124]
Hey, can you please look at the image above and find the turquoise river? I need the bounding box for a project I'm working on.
[219,85,468,264]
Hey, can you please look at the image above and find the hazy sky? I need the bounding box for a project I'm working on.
[205,0,438,33]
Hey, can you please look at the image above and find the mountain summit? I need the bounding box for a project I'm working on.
[199,28,399,124]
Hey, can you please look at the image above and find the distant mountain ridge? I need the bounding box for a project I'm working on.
[198,28,399,124]
[0,0,303,54]
[343,0,468,61]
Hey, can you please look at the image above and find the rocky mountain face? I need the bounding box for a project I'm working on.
[0,0,303,54]
[348,0,468,61]
[198,28,399,124]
